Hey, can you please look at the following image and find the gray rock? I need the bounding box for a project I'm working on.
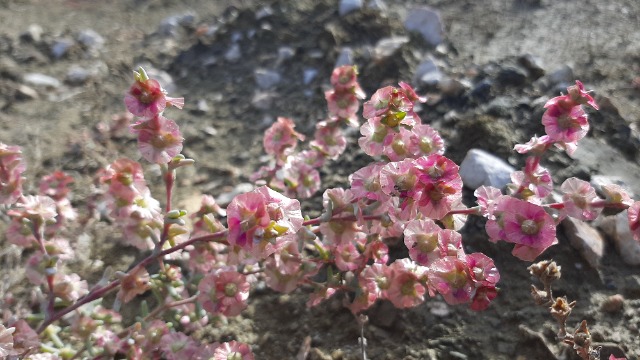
[414,56,442,87]
[335,47,354,67]
[216,183,255,206]
[485,96,513,118]
[66,65,91,85]
[373,36,409,60]
[535,64,574,92]
[590,175,635,199]
[366,0,387,11]
[303,68,318,85]
[77,29,104,50]
[159,16,180,36]
[51,38,75,59]
[596,212,640,266]
[459,149,515,190]
[623,275,640,299]
[255,6,274,20]
[276,46,295,66]
[254,68,281,89]
[224,43,241,62]
[561,217,605,268]
[23,73,61,88]
[251,91,276,110]
[404,6,444,47]
[438,78,469,97]
[339,0,363,16]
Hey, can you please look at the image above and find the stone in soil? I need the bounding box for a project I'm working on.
[404,6,444,47]
[561,217,605,268]
[459,148,514,190]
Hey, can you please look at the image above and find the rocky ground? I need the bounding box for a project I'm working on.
[0,0,639,359]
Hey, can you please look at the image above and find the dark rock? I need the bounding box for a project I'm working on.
[517,53,545,79]
[469,79,492,102]
[496,65,528,86]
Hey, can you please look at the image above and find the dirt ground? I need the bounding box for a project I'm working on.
[1,0,639,359]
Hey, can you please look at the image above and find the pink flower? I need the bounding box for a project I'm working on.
[415,154,462,186]
[39,171,73,201]
[560,177,601,221]
[566,80,598,110]
[474,186,504,220]
[326,90,360,119]
[307,286,338,307]
[386,260,427,308]
[428,256,474,305]
[349,162,387,202]
[628,201,640,241]
[11,195,57,224]
[344,280,378,314]
[214,341,254,360]
[117,266,150,303]
[160,332,199,360]
[124,70,184,118]
[330,66,364,98]
[541,99,589,155]
[263,117,305,163]
[133,115,184,164]
[379,159,419,198]
[310,121,347,160]
[358,117,392,157]
[198,269,250,317]
[363,86,414,127]
[403,218,442,266]
[272,156,321,199]
[408,124,445,157]
[334,241,363,271]
[502,198,557,261]
[53,273,89,303]
[383,127,413,161]
[0,143,26,205]
[513,135,551,155]
[360,263,393,298]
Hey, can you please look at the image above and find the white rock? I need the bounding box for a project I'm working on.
[404,6,444,47]
[335,47,354,67]
[561,217,605,268]
[596,211,640,266]
[459,149,515,190]
[339,0,363,16]
[24,73,61,88]
[414,56,442,86]
[15,85,39,100]
[367,0,387,11]
[373,36,409,60]
[254,68,281,89]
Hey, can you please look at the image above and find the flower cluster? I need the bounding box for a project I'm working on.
[359,83,444,161]
[124,67,185,164]
[253,66,366,198]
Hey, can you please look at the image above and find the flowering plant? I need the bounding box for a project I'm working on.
[0,65,635,359]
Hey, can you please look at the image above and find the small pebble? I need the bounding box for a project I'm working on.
[600,294,624,313]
